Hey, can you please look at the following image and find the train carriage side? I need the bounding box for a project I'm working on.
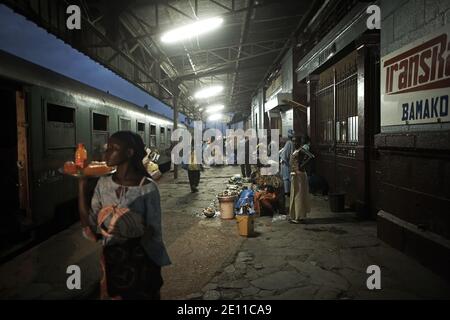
[30,85,180,228]
[0,50,183,257]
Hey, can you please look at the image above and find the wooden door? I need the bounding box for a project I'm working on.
[16,90,32,224]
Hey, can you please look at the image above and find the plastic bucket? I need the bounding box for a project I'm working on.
[329,193,345,212]
[236,215,255,237]
[218,196,236,220]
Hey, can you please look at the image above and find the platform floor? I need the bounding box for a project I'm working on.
[1,165,449,300]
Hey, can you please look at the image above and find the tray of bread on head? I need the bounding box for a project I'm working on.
[59,161,116,178]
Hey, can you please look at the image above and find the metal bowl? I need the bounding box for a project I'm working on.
[203,208,216,218]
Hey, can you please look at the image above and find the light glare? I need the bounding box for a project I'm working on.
[194,85,224,99]
[208,113,223,121]
[161,17,224,44]
[206,104,225,113]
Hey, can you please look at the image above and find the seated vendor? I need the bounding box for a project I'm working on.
[252,166,286,216]
[254,185,278,216]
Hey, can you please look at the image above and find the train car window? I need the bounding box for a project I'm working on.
[93,113,108,131]
[119,117,131,131]
[47,103,74,123]
[167,128,172,145]
[150,124,156,147]
[45,103,76,157]
[92,113,109,161]
[137,122,145,143]
[160,127,165,148]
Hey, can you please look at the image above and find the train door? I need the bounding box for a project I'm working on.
[16,91,31,223]
[0,86,31,256]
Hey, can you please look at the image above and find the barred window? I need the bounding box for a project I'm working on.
[316,51,358,157]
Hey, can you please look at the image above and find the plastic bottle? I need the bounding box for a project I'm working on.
[75,143,88,169]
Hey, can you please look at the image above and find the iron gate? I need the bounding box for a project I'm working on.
[314,51,359,206]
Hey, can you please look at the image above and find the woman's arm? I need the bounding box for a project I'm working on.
[78,178,101,241]
[143,184,162,239]
[78,178,90,228]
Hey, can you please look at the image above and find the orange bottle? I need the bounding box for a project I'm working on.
[75,143,88,169]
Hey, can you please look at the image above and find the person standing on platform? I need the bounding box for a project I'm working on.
[240,136,251,178]
[289,136,313,224]
[187,142,203,193]
[279,129,294,197]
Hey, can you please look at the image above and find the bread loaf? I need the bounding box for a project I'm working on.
[83,162,113,176]
[63,161,78,175]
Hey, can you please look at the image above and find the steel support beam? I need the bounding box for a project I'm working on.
[230,0,254,107]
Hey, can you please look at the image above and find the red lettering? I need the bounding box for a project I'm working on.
[398,60,409,90]
[430,46,438,81]
[390,64,398,92]
[384,34,450,95]
[408,55,419,87]
[419,49,431,84]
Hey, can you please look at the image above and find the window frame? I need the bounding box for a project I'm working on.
[149,123,157,148]
[137,120,146,144]
[91,110,110,161]
[43,100,77,156]
[118,115,132,131]
[159,126,166,148]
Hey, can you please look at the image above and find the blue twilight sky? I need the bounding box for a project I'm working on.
[0,4,186,122]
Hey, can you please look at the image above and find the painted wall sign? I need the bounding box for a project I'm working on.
[381,25,450,126]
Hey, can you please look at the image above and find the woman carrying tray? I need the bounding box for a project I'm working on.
[77,131,171,299]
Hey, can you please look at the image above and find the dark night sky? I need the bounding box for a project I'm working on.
[0,4,186,122]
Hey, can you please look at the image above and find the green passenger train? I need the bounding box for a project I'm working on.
[0,50,185,260]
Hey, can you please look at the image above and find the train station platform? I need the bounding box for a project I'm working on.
[1,166,449,300]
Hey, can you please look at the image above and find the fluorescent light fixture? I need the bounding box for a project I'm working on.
[208,113,223,121]
[206,104,225,113]
[194,85,224,99]
[161,17,224,44]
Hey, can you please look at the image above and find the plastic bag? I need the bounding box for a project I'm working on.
[272,214,287,223]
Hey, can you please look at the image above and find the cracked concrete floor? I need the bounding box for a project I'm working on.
[160,166,450,300]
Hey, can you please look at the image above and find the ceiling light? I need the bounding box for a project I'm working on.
[161,17,224,44]
[208,113,223,121]
[206,104,225,113]
[194,85,224,99]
